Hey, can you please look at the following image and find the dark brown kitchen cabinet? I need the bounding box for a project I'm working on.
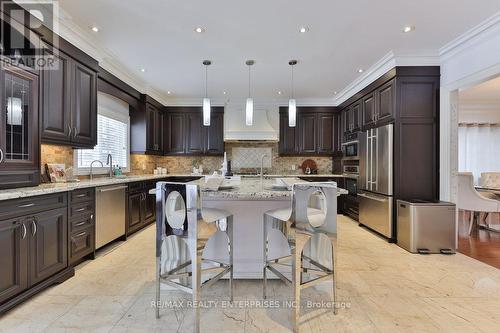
[40,47,98,148]
[127,192,143,235]
[126,182,156,236]
[298,113,317,154]
[131,95,164,155]
[279,112,298,155]
[0,65,40,189]
[71,62,97,147]
[343,102,361,134]
[68,188,95,265]
[317,113,335,154]
[164,107,224,156]
[361,78,395,130]
[362,92,376,128]
[29,208,68,285]
[279,107,336,156]
[0,217,28,304]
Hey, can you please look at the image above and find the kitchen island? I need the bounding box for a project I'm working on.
[159,177,347,278]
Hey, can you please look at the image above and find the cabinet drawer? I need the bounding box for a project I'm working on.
[128,182,144,193]
[0,193,67,220]
[70,214,94,233]
[69,201,94,219]
[70,188,95,204]
[69,226,94,265]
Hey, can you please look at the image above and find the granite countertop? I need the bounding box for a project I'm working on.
[149,177,348,201]
[0,173,351,202]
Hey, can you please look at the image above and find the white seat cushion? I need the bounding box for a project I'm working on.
[265,207,325,226]
[201,208,231,223]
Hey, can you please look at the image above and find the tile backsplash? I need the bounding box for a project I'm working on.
[41,142,332,177]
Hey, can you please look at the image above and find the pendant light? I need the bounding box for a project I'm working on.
[288,60,297,127]
[202,60,211,126]
[245,60,255,126]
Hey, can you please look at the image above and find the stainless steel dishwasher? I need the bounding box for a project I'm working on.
[95,184,127,249]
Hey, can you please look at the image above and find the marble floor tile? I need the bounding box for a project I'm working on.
[1,215,500,333]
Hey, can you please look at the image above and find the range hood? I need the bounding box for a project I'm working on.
[224,103,279,141]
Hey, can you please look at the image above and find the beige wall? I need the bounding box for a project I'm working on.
[41,142,332,177]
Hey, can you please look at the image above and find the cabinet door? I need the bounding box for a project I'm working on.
[362,92,376,129]
[0,217,28,304]
[146,105,162,152]
[143,190,155,224]
[0,66,40,189]
[279,112,297,155]
[205,112,224,155]
[165,113,185,154]
[29,208,68,286]
[351,102,361,131]
[127,192,143,234]
[377,79,395,124]
[186,112,204,154]
[317,113,335,154]
[155,110,163,152]
[71,62,97,148]
[298,113,317,154]
[343,107,351,133]
[40,47,72,144]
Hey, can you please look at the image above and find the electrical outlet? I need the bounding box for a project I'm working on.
[142,163,146,170]
[291,165,296,171]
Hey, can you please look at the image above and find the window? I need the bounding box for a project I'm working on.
[458,124,500,184]
[75,93,130,174]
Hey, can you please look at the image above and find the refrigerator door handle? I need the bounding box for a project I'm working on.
[358,192,388,203]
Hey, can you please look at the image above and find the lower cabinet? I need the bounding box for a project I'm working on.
[127,191,144,234]
[68,188,95,265]
[0,193,71,311]
[127,181,156,236]
[29,208,68,285]
[69,227,94,264]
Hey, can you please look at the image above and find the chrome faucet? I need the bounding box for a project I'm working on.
[106,153,113,178]
[260,154,268,189]
[89,160,104,181]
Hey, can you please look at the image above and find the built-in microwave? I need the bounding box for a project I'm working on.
[342,140,359,160]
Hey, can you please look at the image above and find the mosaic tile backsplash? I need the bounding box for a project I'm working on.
[41,142,333,177]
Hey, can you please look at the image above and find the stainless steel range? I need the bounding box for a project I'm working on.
[358,124,394,238]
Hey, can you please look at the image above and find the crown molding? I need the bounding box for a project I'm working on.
[332,51,440,106]
[164,97,335,107]
[439,11,500,62]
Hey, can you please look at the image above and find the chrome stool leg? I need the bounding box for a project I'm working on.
[331,238,337,315]
[155,256,160,319]
[263,214,268,299]
[227,216,234,302]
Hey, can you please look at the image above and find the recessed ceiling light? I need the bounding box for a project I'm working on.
[167,91,171,95]
[278,91,282,95]
[140,68,146,73]
[223,91,227,95]
[194,27,205,33]
[357,68,364,73]
[403,25,415,33]
[334,91,338,95]
[91,26,99,32]
[299,26,309,33]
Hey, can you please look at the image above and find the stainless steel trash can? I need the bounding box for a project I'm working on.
[397,200,456,254]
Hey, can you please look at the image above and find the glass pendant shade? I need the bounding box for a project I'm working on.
[288,98,296,127]
[245,98,253,126]
[203,98,211,126]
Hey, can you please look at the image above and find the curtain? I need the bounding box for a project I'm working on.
[458,124,500,184]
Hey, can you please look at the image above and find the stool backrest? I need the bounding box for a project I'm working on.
[155,182,201,255]
[291,181,338,234]
[480,172,500,188]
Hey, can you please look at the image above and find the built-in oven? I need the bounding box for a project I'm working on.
[342,132,359,160]
[344,177,358,197]
[343,165,359,175]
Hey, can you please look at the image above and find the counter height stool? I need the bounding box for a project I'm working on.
[155,182,233,333]
[263,182,338,333]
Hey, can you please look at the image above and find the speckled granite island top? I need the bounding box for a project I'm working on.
[0,173,348,202]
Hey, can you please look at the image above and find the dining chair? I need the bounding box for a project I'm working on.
[457,172,500,235]
[155,182,233,333]
[480,172,500,188]
[262,182,338,333]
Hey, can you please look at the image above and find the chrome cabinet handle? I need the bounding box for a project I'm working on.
[75,193,87,198]
[75,207,86,212]
[31,218,37,236]
[358,192,387,203]
[74,221,87,227]
[73,127,77,138]
[90,214,94,220]
[21,223,27,239]
[0,148,3,163]
[18,202,34,208]
[68,124,72,137]
[75,231,87,237]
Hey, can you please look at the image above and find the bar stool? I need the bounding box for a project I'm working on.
[155,182,233,333]
[263,182,338,333]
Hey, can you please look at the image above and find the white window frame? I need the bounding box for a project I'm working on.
[74,106,130,176]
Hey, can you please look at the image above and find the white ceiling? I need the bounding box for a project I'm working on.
[56,0,500,103]
[460,75,500,103]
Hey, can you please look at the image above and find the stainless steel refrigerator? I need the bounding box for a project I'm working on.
[358,124,394,238]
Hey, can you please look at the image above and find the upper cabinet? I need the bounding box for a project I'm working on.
[130,95,164,155]
[279,107,336,156]
[0,66,40,189]
[164,107,224,156]
[343,102,361,134]
[361,78,395,129]
[40,44,98,148]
